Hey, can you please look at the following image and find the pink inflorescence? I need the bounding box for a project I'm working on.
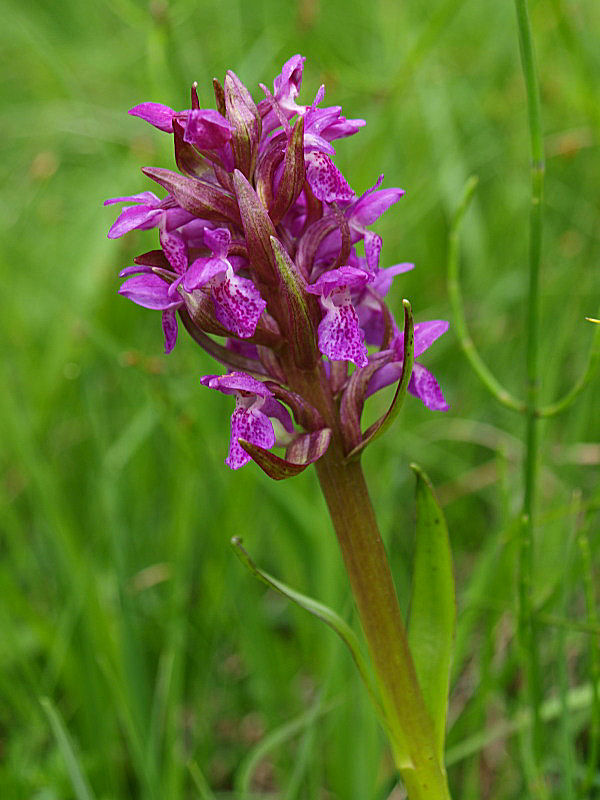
[107,56,449,472]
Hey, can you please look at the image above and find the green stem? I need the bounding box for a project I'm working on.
[515,0,545,783]
[447,176,526,413]
[578,526,600,794]
[538,307,600,417]
[284,356,451,799]
[315,444,451,799]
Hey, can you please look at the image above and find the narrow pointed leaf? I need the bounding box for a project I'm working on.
[270,116,305,224]
[233,169,278,286]
[225,70,262,179]
[270,236,319,369]
[212,77,226,116]
[173,119,209,178]
[40,697,96,800]
[345,299,414,460]
[264,381,325,430]
[339,351,395,451]
[407,464,455,762]
[286,428,331,465]
[238,428,331,480]
[230,538,385,722]
[142,167,240,225]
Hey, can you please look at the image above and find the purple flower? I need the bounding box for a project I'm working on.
[307,266,372,367]
[302,84,366,145]
[117,225,189,353]
[129,102,184,133]
[355,262,415,346]
[183,228,266,338]
[304,150,355,204]
[367,321,450,411]
[109,55,450,472]
[184,109,233,149]
[200,372,294,469]
[104,192,193,239]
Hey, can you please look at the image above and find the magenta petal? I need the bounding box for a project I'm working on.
[118,265,153,278]
[395,320,449,359]
[305,152,354,203]
[204,227,231,258]
[365,362,402,397]
[408,363,449,411]
[159,228,188,275]
[211,273,267,338]
[318,301,368,367]
[272,54,306,115]
[321,117,366,141]
[183,257,225,291]
[107,205,162,239]
[413,321,449,358]
[162,308,178,353]
[129,102,177,133]
[104,191,160,207]
[352,186,405,226]
[183,109,233,149]
[371,262,414,297]
[227,406,275,469]
[182,256,209,291]
[118,274,180,310]
[364,231,382,273]
[201,371,272,397]
[262,398,295,434]
[307,266,371,298]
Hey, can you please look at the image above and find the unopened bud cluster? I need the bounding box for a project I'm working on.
[107,56,448,474]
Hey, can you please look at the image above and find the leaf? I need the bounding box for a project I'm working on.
[239,428,331,480]
[230,538,386,725]
[407,464,456,762]
[345,299,414,460]
[40,697,96,800]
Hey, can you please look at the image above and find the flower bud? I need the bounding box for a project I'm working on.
[232,169,279,287]
[225,70,262,180]
[269,116,305,225]
[142,166,241,225]
[172,119,208,178]
[270,236,319,369]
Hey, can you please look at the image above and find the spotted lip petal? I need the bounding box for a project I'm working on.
[317,298,368,367]
[228,405,275,469]
[109,55,449,471]
[210,270,267,338]
[305,151,354,204]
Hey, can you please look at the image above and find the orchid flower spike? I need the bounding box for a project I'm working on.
[107,55,449,474]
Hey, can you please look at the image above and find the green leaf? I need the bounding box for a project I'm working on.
[407,464,456,762]
[40,697,96,800]
[230,537,386,726]
[345,299,414,461]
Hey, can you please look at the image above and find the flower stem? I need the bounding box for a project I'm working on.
[314,438,451,799]
[514,0,545,783]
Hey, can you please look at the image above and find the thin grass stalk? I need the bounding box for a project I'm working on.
[514,0,545,783]
[578,525,600,795]
[556,493,580,800]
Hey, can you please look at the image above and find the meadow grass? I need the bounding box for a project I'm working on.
[1,0,598,797]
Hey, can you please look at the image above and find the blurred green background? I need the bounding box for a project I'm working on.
[1,0,598,797]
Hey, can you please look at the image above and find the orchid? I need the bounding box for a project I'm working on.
[200,372,293,469]
[107,54,448,471]
[107,57,455,800]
